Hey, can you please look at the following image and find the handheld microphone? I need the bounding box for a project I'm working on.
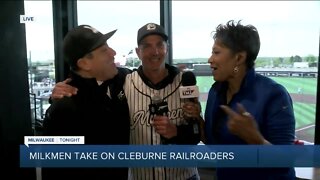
[179,71,200,100]
[179,71,200,135]
[149,93,169,144]
[149,93,168,116]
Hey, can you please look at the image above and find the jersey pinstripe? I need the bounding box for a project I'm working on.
[124,70,199,180]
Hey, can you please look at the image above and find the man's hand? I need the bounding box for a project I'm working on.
[51,78,78,100]
[152,115,177,139]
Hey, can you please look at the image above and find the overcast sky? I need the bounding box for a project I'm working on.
[24,1,320,62]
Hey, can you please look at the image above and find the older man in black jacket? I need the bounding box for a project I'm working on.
[42,25,131,180]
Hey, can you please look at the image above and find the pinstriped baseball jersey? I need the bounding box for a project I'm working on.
[124,67,199,180]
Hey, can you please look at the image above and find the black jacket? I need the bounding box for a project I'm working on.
[42,67,131,180]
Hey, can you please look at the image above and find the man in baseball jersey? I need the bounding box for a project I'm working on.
[125,23,201,180]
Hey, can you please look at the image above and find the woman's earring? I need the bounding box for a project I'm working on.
[233,66,239,73]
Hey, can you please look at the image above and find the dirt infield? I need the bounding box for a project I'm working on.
[289,93,316,104]
[199,93,316,104]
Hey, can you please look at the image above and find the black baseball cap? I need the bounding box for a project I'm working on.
[63,25,117,70]
[137,23,168,45]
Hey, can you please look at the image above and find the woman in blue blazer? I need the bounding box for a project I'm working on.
[205,20,296,180]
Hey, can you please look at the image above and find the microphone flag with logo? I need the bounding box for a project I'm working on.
[179,71,200,135]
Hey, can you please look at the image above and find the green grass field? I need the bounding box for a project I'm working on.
[270,77,317,95]
[196,76,317,95]
[196,76,317,133]
[293,102,316,128]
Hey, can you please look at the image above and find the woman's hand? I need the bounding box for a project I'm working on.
[183,101,206,143]
[220,103,269,145]
[183,101,201,119]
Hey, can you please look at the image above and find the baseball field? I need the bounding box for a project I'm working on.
[197,76,317,142]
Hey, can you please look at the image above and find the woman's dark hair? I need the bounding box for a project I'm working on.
[212,20,260,69]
